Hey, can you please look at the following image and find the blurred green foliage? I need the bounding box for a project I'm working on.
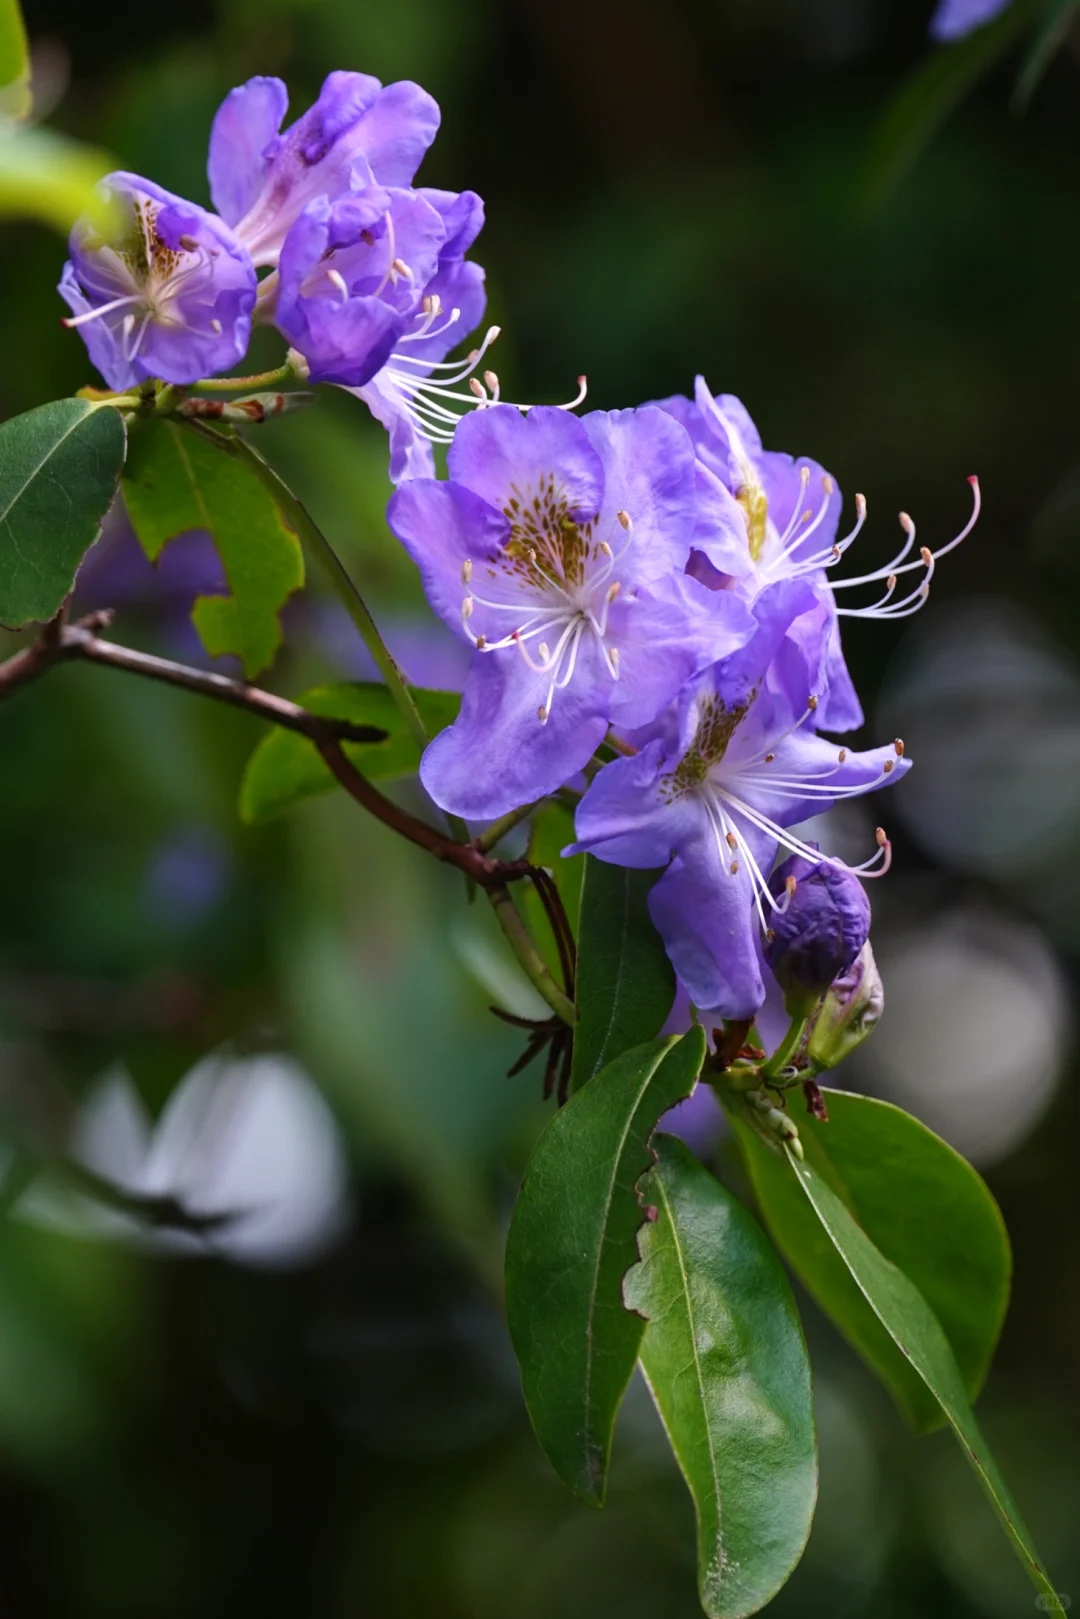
[1,1,1080,1616]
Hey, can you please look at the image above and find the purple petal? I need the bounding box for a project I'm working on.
[208,76,289,227]
[930,0,1011,39]
[419,187,484,259]
[580,405,698,581]
[447,404,605,520]
[605,573,754,730]
[387,479,509,632]
[222,72,439,263]
[568,738,704,867]
[648,832,768,1019]
[420,653,608,818]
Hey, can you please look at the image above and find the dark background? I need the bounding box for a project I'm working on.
[0,1,1078,1614]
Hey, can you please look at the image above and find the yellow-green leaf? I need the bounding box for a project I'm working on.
[122,420,304,679]
[0,0,30,121]
[0,126,118,234]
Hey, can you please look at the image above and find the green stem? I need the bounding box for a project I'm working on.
[192,361,298,394]
[474,799,542,854]
[488,885,577,1027]
[763,1012,812,1081]
[215,430,429,753]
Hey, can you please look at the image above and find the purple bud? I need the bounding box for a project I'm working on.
[764,850,871,1007]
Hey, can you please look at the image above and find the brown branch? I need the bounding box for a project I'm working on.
[0,613,387,746]
[0,613,579,1027]
[316,737,532,888]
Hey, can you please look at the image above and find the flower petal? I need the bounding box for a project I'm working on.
[568,739,703,867]
[581,405,698,579]
[208,76,289,227]
[446,404,604,521]
[387,479,510,633]
[648,833,767,1019]
[420,652,608,818]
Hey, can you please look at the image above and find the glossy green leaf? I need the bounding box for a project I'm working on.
[0,127,119,233]
[239,682,461,822]
[122,420,303,678]
[0,399,126,627]
[732,1089,1010,1432]
[570,857,675,1092]
[863,0,1035,208]
[0,0,30,120]
[627,1135,817,1619]
[787,1146,1062,1614]
[505,1027,706,1505]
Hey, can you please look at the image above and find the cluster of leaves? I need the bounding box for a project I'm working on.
[500,856,1061,1616]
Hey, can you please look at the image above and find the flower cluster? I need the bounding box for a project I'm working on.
[60,72,503,480]
[390,386,977,1021]
[61,72,979,1029]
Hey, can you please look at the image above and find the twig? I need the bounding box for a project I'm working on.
[0,613,388,746]
[486,884,577,1028]
[0,615,579,1029]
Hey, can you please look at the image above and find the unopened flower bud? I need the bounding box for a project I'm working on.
[806,941,884,1072]
[764,851,871,1016]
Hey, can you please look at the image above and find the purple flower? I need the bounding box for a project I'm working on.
[763,848,872,1004]
[569,579,907,1019]
[274,181,446,386]
[209,72,440,266]
[272,175,488,472]
[345,191,489,481]
[59,173,256,391]
[387,403,756,819]
[930,0,1011,40]
[658,379,981,732]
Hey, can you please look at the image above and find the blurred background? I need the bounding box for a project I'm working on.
[1,0,1079,1614]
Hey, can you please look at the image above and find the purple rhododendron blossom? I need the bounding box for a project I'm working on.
[60,173,256,390]
[763,847,872,999]
[657,379,863,732]
[658,380,981,734]
[569,579,907,1019]
[209,72,440,265]
[274,181,447,386]
[345,190,488,482]
[271,174,488,478]
[387,403,756,819]
[930,0,1011,40]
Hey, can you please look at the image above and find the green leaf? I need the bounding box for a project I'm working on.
[239,682,461,822]
[505,1027,706,1505]
[0,399,126,627]
[570,857,675,1092]
[785,1144,1063,1613]
[863,0,1036,208]
[1013,0,1079,108]
[732,1089,1011,1432]
[0,0,30,120]
[0,127,119,234]
[122,420,304,678]
[627,1135,817,1619]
